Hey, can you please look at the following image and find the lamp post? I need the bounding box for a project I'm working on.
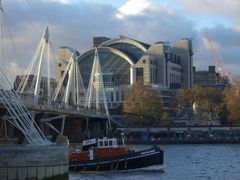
[193,101,197,125]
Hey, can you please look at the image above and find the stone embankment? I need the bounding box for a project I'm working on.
[0,144,68,180]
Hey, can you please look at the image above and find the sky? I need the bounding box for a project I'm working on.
[1,0,240,79]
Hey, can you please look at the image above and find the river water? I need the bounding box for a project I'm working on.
[70,144,240,180]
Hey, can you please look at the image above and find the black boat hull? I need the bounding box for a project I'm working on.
[69,147,164,172]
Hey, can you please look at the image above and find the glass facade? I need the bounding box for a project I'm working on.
[108,43,144,63]
[78,49,131,88]
[136,67,143,82]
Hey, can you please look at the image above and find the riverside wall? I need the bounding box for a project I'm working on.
[0,145,68,180]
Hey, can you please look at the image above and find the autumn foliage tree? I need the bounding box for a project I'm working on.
[123,80,164,125]
[224,78,240,124]
[179,86,224,125]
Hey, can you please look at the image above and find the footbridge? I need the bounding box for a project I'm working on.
[0,0,111,143]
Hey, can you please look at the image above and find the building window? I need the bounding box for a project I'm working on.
[150,67,153,83]
[116,91,119,101]
[177,56,180,64]
[111,92,114,101]
[121,91,125,101]
[136,68,143,82]
[156,69,158,83]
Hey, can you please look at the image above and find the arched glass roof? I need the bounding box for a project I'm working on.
[99,38,149,63]
[78,47,132,88]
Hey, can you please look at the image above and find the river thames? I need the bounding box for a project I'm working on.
[70,144,240,180]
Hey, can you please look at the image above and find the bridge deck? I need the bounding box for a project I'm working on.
[0,102,107,118]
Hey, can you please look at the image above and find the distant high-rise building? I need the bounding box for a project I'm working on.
[193,66,229,90]
[56,46,80,83]
[171,38,193,88]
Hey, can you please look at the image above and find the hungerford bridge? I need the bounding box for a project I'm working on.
[0,2,112,145]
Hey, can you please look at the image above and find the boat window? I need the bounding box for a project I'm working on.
[109,141,113,146]
[104,141,108,146]
[99,141,103,147]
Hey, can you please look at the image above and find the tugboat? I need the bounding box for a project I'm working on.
[69,136,164,171]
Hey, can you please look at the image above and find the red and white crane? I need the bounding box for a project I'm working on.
[204,32,229,77]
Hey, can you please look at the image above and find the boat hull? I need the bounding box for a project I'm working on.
[69,147,163,172]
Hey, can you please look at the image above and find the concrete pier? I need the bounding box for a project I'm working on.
[0,145,68,180]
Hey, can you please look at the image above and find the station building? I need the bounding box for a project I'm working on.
[56,36,193,110]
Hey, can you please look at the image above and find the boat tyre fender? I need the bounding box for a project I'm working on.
[115,159,119,170]
[96,162,100,171]
[73,166,77,172]
[110,161,114,170]
[124,158,128,170]
[153,145,159,151]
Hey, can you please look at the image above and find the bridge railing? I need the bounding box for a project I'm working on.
[14,93,107,117]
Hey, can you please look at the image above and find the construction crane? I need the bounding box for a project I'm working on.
[204,32,229,77]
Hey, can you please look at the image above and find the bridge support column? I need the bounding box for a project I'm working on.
[0,118,8,137]
[61,116,66,135]
[84,118,90,139]
[56,135,69,146]
[0,120,17,144]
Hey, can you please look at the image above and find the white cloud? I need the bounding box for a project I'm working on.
[2,0,240,80]
[6,62,25,85]
[44,0,70,4]
[177,0,240,20]
[233,24,240,32]
[116,0,151,19]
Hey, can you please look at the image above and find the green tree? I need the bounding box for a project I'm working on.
[123,80,163,125]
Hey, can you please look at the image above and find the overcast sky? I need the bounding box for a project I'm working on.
[1,0,240,79]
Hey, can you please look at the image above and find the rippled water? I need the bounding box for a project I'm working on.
[70,144,240,180]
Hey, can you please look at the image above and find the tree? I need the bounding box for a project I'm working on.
[179,86,224,125]
[178,87,198,108]
[224,78,240,124]
[123,80,163,125]
[197,87,224,125]
[162,112,170,125]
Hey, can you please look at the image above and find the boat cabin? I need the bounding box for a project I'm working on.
[70,137,129,162]
[82,137,118,151]
[98,138,118,148]
[82,139,97,151]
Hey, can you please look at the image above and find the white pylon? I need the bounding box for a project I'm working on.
[85,48,111,129]
[16,27,56,106]
[52,49,86,108]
